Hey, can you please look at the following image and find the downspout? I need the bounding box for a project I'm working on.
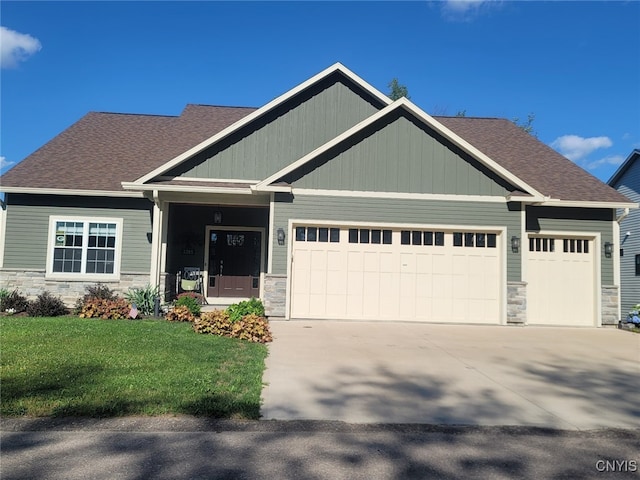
[617,207,630,224]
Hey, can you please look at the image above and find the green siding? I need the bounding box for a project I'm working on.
[285,112,512,196]
[170,78,381,181]
[272,194,522,281]
[526,206,615,285]
[3,194,153,273]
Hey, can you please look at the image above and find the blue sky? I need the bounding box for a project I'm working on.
[2,1,639,183]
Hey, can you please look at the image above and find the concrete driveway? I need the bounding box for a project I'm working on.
[261,322,640,430]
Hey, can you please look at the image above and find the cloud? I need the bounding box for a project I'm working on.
[551,135,612,162]
[0,156,16,173]
[1,26,42,69]
[585,155,625,171]
[440,0,499,20]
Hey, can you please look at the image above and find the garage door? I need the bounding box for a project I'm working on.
[290,225,502,323]
[526,236,596,326]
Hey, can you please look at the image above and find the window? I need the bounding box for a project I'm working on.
[382,230,392,245]
[636,255,640,276]
[48,217,122,278]
[330,228,340,243]
[530,237,555,252]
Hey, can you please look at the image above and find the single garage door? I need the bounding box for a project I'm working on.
[290,225,502,323]
[526,236,596,326]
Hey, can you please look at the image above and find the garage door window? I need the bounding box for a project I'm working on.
[454,232,497,248]
[402,230,445,246]
[563,239,589,254]
[296,226,340,243]
[529,237,555,252]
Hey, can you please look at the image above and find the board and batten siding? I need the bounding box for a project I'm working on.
[611,158,640,314]
[285,112,511,196]
[3,194,153,273]
[271,194,522,281]
[526,206,615,285]
[168,78,381,181]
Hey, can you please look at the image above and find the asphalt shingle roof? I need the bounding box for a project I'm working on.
[1,104,631,204]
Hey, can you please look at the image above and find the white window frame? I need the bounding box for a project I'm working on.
[45,216,124,281]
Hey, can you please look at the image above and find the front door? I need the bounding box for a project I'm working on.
[206,229,262,298]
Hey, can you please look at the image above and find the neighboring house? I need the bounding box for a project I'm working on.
[0,63,635,326]
[608,149,640,316]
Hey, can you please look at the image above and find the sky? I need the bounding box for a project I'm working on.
[1,1,639,184]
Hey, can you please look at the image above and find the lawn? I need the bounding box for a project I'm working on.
[0,316,268,418]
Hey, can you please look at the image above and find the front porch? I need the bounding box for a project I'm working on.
[152,200,272,308]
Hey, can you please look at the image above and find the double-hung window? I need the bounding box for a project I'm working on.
[47,217,123,279]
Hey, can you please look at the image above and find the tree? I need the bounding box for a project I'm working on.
[512,113,536,136]
[387,78,410,100]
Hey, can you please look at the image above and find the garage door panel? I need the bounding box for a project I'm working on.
[527,236,595,326]
[291,225,501,323]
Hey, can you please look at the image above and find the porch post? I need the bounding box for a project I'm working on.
[150,190,164,287]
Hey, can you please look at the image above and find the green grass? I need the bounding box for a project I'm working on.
[0,316,268,418]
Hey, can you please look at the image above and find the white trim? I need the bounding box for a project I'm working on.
[520,204,527,290]
[45,216,124,282]
[156,176,261,184]
[535,199,638,209]
[612,219,621,321]
[121,182,254,195]
[291,188,509,203]
[288,218,507,232]
[250,184,292,193]
[255,98,544,198]
[149,191,163,287]
[268,192,275,274]
[134,63,391,186]
[203,226,266,304]
[0,198,6,269]
[0,187,143,198]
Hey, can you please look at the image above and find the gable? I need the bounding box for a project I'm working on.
[278,109,516,196]
[163,72,385,182]
[609,151,640,197]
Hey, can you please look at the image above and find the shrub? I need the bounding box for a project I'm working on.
[166,305,196,323]
[226,297,265,323]
[125,284,160,316]
[230,314,273,343]
[78,298,132,320]
[176,291,206,305]
[74,283,118,314]
[0,288,9,305]
[193,309,232,336]
[26,291,69,317]
[175,295,201,317]
[194,310,272,343]
[1,289,29,314]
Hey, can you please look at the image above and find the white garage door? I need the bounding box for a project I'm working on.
[526,236,596,326]
[290,225,502,323]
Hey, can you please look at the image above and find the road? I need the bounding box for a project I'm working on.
[2,417,639,479]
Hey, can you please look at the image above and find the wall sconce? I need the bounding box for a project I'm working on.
[277,228,286,246]
[213,211,223,224]
[604,242,613,258]
[511,236,520,254]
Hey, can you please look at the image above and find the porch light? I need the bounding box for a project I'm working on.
[277,228,286,246]
[213,211,223,224]
[604,242,613,258]
[511,236,520,254]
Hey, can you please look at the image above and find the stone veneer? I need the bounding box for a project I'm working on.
[263,273,287,318]
[600,285,619,326]
[0,269,150,307]
[507,281,527,325]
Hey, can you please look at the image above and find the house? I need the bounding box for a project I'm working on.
[0,63,635,326]
[608,149,640,317]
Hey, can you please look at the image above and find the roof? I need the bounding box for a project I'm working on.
[0,104,256,192]
[1,68,631,206]
[607,149,640,187]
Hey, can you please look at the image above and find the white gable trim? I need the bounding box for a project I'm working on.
[255,98,544,198]
[0,187,144,198]
[133,63,392,186]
